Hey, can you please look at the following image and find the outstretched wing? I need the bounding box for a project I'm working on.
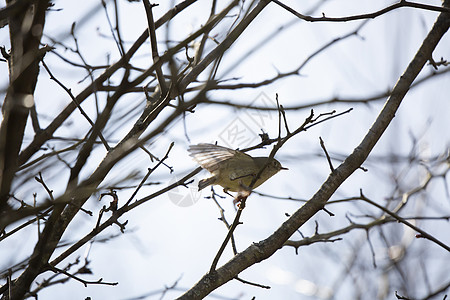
[188,143,253,174]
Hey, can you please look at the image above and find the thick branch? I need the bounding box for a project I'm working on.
[0,0,50,211]
[177,2,450,298]
[17,0,197,166]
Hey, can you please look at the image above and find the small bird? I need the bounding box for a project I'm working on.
[188,143,287,193]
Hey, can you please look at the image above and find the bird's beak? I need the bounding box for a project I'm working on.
[280,166,289,170]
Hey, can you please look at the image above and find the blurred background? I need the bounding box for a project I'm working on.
[1,0,449,299]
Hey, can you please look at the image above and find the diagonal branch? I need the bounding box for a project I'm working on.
[17,0,197,167]
[176,1,450,298]
[41,60,110,151]
[143,0,168,96]
[177,0,270,92]
[272,0,450,22]
[0,0,50,211]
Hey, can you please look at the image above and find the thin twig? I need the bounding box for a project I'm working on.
[34,172,55,202]
[210,95,317,271]
[47,264,117,287]
[359,190,450,252]
[100,0,124,56]
[210,206,244,272]
[49,143,179,267]
[41,60,110,151]
[234,276,271,289]
[209,188,238,255]
[319,136,334,172]
[126,142,174,206]
[272,0,450,22]
[139,145,174,172]
[143,0,168,96]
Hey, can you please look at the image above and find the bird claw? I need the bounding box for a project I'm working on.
[233,193,249,209]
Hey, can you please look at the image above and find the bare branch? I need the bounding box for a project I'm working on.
[177,4,450,298]
[272,0,450,22]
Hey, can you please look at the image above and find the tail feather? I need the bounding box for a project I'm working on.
[198,177,216,191]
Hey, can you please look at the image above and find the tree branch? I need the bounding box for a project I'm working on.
[176,2,450,298]
[272,0,450,22]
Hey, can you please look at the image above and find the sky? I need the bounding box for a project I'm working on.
[1,0,450,299]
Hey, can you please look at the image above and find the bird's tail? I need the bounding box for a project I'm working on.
[198,177,215,191]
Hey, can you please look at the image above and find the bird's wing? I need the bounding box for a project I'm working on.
[228,168,256,181]
[188,143,253,174]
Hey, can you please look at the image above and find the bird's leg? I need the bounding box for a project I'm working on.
[233,184,251,207]
[234,193,248,209]
[223,188,235,198]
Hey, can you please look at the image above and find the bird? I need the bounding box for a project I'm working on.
[188,143,287,193]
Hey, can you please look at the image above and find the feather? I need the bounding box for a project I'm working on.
[188,143,252,174]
